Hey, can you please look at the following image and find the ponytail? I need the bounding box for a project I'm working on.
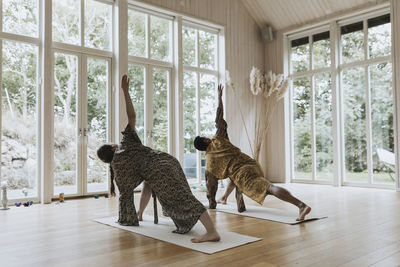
[109,165,116,197]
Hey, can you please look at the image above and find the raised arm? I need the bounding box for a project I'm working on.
[215,84,228,138]
[121,74,136,129]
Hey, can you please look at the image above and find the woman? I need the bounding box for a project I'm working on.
[194,85,311,221]
[97,75,220,243]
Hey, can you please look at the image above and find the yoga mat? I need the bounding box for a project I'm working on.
[94,215,261,254]
[204,202,327,225]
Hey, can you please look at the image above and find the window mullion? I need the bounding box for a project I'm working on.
[41,0,54,203]
[311,75,316,181]
[364,19,373,185]
[195,29,199,68]
[146,14,150,59]
[366,65,373,185]
[196,73,201,183]
[330,20,341,187]
[81,0,84,47]
[310,35,317,181]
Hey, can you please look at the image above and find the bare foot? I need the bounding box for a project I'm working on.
[297,205,311,221]
[217,196,227,205]
[191,231,221,243]
[137,211,143,221]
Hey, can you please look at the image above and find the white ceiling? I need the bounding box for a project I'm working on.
[241,0,388,31]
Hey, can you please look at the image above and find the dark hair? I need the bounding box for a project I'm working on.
[97,144,116,197]
[109,165,116,197]
[194,136,209,151]
[97,144,115,163]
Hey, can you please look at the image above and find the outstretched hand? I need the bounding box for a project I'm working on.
[121,74,130,93]
[218,84,224,98]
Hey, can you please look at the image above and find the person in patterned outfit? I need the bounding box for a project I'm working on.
[97,75,220,243]
[194,85,311,221]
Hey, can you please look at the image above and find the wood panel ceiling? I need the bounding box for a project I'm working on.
[241,0,388,31]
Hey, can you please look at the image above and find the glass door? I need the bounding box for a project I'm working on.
[53,52,111,197]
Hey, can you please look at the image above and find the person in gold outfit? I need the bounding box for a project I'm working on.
[194,85,311,221]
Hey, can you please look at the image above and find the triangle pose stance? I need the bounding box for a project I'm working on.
[194,85,311,221]
[97,75,220,243]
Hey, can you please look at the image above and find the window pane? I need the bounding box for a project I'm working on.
[182,26,196,66]
[150,16,171,61]
[54,53,78,195]
[2,0,38,37]
[341,22,364,64]
[368,16,391,59]
[343,67,367,182]
[370,62,394,184]
[128,65,145,143]
[291,37,309,73]
[87,58,108,193]
[128,10,146,57]
[53,0,80,45]
[314,73,333,181]
[152,68,169,152]
[313,32,330,69]
[84,0,112,51]
[199,30,216,69]
[1,41,38,199]
[200,74,217,180]
[183,71,197,182]
[293,77,312,180]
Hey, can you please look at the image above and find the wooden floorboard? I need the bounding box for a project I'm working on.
[1,184,400,267]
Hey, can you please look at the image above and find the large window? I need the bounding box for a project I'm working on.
[289,11,394,187]
[1,0,39,200]
[128,9,172,61]
[291,31,333,182]
[0,0,224,202]
[182,24,219,183]
[340,13,393,185]
[52,0,112,196]
[127,9,222,184]
[127,8,172,154]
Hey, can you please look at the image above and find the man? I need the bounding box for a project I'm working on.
[194,85,311,221]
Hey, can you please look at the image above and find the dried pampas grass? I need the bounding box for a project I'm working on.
[226,68,290,162]
[249,67,290,162]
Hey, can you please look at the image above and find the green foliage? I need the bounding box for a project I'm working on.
[52,0,80,45]
[183,72,196,153]
[3,0,38,37]
[84,0,112,50]
[128,10,146,57]
[152,69,169,152]
[182,27,196,66]
[150,16,170,61]
[128,65,145,141]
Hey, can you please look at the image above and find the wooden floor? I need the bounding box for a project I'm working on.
[1,184,400,267]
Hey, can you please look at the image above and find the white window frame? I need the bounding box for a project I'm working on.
[51,0,114,198]
[129,1,226,185]
[0,0,42,203]
[0,0,227,203]
[338,10,393,188]
[181,21,220,184]
[127,6,174,155]
[286,4,397,189]
[288,26,334,186]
